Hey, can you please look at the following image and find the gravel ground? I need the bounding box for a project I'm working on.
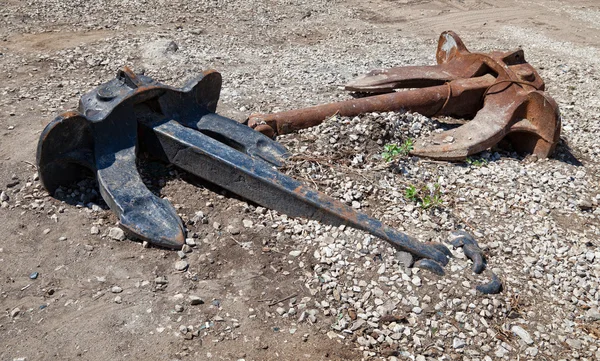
[1,0,599,360]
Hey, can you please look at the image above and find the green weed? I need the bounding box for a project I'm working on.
[465,157,488,167]
[404,183,444,209]
[382,139,413,162]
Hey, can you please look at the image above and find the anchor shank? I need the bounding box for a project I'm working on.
[248,75,494,137]
[145,118,448,264]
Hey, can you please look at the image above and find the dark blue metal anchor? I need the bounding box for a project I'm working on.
[37,67,450,266]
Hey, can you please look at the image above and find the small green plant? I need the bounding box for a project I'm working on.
[404,183,444,209]
[382,144,401,162]
[465,157,488,167]
[382,139,413,162]
[399,138,413,155]
[405,185,418,202]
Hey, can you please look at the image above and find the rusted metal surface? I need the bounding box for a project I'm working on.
[247,31,561,160]
[37,67,451,267]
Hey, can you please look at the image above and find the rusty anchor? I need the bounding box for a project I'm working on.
[247,31,561,160]
[36,67,450,266]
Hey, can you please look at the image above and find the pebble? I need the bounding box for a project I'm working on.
[185,238,196,246]
[114,296,122,304]
[111,286,123,293]
[90,226,99,235]
[10,307,20,318]
[511,325,534,345]
[175,304,184,312]
[174,260,189,271]
[189,296,204,305]
[395,251,414,268]
[566,338,582,349]
[289,250,302,257]
[452,338,466,349]
[525,346,539,357]
[108,227,126,241]
[155,276,168,285]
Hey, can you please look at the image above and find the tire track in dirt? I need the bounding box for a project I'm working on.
[404,7,538,34]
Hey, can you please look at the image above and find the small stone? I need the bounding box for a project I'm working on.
[175,260,189,271]
[213,222,221,230]
[276,307,286,315]
[357,336,370,347]
[525,346,538,357]
[165,40,178,53]
[350,319,366,331]
[177,250,186,259]
[90,226,99,235]
[114,296,122,304]
[452,338,466,349]
[58,236,67,241]
[511,325,534,345]
[155,276,168,284]
[585,251,595,262]
[566,338,581,350]
[395,251,414,268]
[111,286,123,293]
[228,225,241,235]
[289,250,302,257]
[242,219,253,228]
[584,308,600,321]
[0,191,8,201]
[108,227,126,241]
[189,296,204,305]
[29,272,39,279]
[185,238,196,247]
[577,199,593,211]
[175,304,184,312]
[182,244,193,253]
[10,307,20,318]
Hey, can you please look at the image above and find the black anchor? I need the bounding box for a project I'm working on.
[37,67,450,268]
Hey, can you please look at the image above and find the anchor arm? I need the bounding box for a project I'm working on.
[93,106,186,249]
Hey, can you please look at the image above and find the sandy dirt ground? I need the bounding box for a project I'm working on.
[1,0,599,360]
